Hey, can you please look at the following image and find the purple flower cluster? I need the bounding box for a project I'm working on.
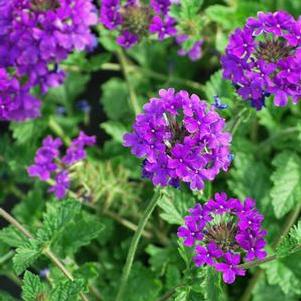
[27,132,96,199]
[222,11,301,109]
[123,89,232,190]
[0,0,97,121]
[176,35,204,61]
[100,0,175,48]
[178,193,267,284]
[100,0,204,60]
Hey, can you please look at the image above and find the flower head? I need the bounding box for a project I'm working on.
[177,193,267,284]
[27,132,96,199]
[0,0,97,121]
[222,11,301,108]
[123,89,232,190]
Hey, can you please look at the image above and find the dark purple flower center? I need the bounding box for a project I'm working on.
[164,113,189,147]
[255,37,296,63]
[120,6,153,37]
[204,221,239,252]
[30,0,60,11]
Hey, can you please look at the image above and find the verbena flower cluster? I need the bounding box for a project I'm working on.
[100,0,203,61]
[222,11,301,109]
[178,193,267,284]
[27,132,96,198]
[0,0,97,121]
[123,89,232,190]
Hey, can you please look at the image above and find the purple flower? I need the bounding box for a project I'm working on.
[27,136,62,181]
[62,132,96,165]
[150,0,171,15]
[28,132,95,199]
[49,171,70,199]
[149,16,177,40]
[123,89,232,190]
[116,31,139,48]
[177,216,204,247]
[215,253,246,284]
[222,11,301,108]
[193,242,223,267]
[178,193,267,284]
[0,0,97,121]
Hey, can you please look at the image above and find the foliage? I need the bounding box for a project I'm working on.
[1,1,301,301]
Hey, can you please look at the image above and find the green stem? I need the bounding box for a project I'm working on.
[116,49,141,115]
[48,117,72,145]
[239,202,301,301]
[228,107,249,135]
[0,208,89,301]
[115,190,161,301]
[0,250,15,266]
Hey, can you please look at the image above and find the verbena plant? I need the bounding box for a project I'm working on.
[1,1,301,301]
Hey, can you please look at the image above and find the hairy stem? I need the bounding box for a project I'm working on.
[115,189,161,301]
[0,207,89,301]
[116,49,141,115]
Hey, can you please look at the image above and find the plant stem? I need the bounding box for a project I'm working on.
[239,202,301,301]
[116,49,141,115]
[115,189,161,301]
[48,117,72,145]
[0,207,89,301]
[0,250,15,265]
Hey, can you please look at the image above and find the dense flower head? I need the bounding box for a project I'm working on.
[222,11,301,109]
[0,68,41,121]
[123,89,232,190]
[27,131,96,199]
[177,193,267,284]
[100,0,204,61]
[0,0,97,121]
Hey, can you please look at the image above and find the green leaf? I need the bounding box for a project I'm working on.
[37,199,81,244]
[277,221,301,257]
[205,267,225,301]
[158,189,195,225]
[101,121,127,144]
[0,226,27,247]
[124,263,162,301]
[253,278,299,301]
[227,152,271,208]
[270,152,301,218]
[49,279,85,301]
[10,119,46,145]
[22,271,46,301]
[101,78,132,122]
[13,240,42,275]
[264,260,301,295]
[56,212,104,255]
[0,291,18,301]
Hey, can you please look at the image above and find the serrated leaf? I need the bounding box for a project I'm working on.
[37,199,81,244]
[13,240,42,275]
[49,279,84,301]
[264,260,301,295]
[0,226,27,247]
[277,221,301,257]
[10,120,46,145]
[158,189,195,225]
[22,271,46,301]
[56,212,105,255]
[270,152,301,218]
